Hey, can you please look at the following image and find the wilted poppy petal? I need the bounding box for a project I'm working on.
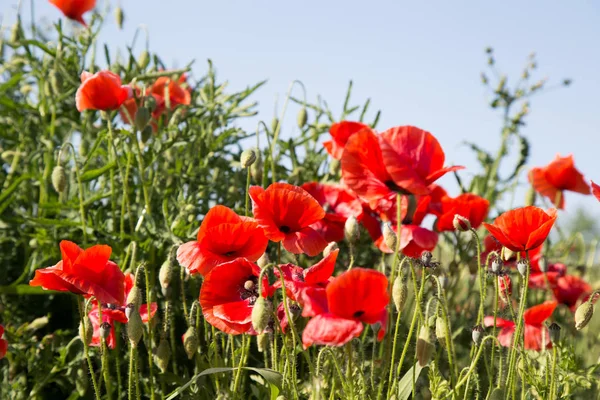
[302,313,363,349]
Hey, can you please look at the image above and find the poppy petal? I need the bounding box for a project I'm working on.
[304,249,339,285]
[302,313,363,349]
[282,227,328,257]
[299,287,329,317]
[325,121,371,159]
[484,316,514,329]
[213,300,253,324]
[592,181,600,202]
[523,301,557,325]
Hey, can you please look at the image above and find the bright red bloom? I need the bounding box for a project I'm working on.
[376,224,438,258]
[177,205,269,276]
[550,274,591,311]
[75,71,132,112]
[0,325,7,360]
[30,241,125,305]
[302,268,389,348]
[436,193,489,232]
[301,182,363,242]
[250,183,327,256]
[484,301,557,351]
[49,0,95,26]
[592,181,600,202]
[199,258,271,335]
[324,121,372,160]
[150,74,192,109]
[528,154,590,209]
[482,206,557,252]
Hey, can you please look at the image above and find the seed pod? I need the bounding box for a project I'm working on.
[154,338,171,373]
[491,258,503,274]
[134,107,151,131]
[79,317,93,346]
[416,325,434,367]
[257,333,270,353]
[99,322,111,340]
[453,214,471,232]
[127,308,143,347]
[517,259,529,277]
[251,297,271,334]
[435,317,448,345]
[472,325,484,344]
[344,216,360,243]
[183,326,199,359]
[138,50,150,70]
[127,286,143,310]
[240,149,257,168]
[575,300,594,330]
[297,107,308,129]
[257,252,270,269]
[383,223,397,251]
[323,242,338,258]
[392,276,407,312]
[548,322,561,344]
[52,166,67,193]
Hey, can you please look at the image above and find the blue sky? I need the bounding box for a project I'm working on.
[5,1,600,222]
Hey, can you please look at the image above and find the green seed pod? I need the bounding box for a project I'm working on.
[435,317,448,345]
[416,325,434,367]
[344,216,360,243]
[154,338,171,373]
[127,307,144,347]
[52,165,67,193]
[392,276,407,313]
[138,50,150,70]
[297,107,308,129]
[183,326,199,359]
[383,223,397,251]
[575,300,594,330]
[115,6,125,30]
[79,317,93,346]
[257,332,270,353]
[240,149,257,168]
[135,107,151,131]
[251,297,271,334]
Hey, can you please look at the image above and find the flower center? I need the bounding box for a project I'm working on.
[353,310,365,318]
[224,251,236,257]
[240,276,259,303]
[279,225,291,233]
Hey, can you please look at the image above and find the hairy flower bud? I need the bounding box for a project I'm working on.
[392,276,407,312]
[251,297,271,334]
[453,214,471,232]
[435,317,448,345]
[127,286,143,310]
[517,259,529,277]
[79,317,93,346]
[183,326,199,359]
[383,223,397,251]
[271,118,280,134]
[416,325,434,367]
[548,322,561,344]
[344,216,360,243]
[154,338,171,373]
[250,154,263,184]
[257,332,270,353]
[575,300,594,330]
[472,325,484,344]
[240,149,257,168]
[138,51,150,70]
[127,307,143,347]
[52,165,67,193]
[257,252,270,269]
[297,107,308,129]
[99,322,111,340]
[323,242,338,258]
[159,256,174,291]
[421,251,433,267]
[134,107,151,131]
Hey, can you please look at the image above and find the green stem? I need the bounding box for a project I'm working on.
[128,344,135,400]
[233,336,248,397]
[244,167,251,217]
[470,228,485,324]
[549,345,558,400]
[144,265,156,400]
[79,299,101,400]
[506,258,530,396]
[346,343,354,399]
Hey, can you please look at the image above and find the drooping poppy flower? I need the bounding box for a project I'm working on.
[302,268,389,348]
[0,325,7,360]
[435,193,489,232]
[484,300,557,351]
[592,181,600,202]
[301,182,363,242]
[482,206,557,252]
[30,241,125,305]
[199,258,271,335]
[324,121,372,160]
[150,74,192,109]
[250,183,327,256]
[177,205,269,276]
[378,126,464,196]
[49,0,95,26]
[550,274,591,311]
[376,224,438,258]
[75,71,132,112]
[528,154,590,209]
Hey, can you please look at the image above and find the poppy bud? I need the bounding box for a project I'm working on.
[134,107,151,131]
[113,6,124,28]
[251,297,271,334]
[539,256,548,273]
[453,214,471,232]
[52,165,67,193]
[323,242,338,258]
[548,322,561,344]
[79,317,93,346]
[344,216,360,243]
[99,322,111,340]
[297,107,308,129]
[421,251,433,267]
[140,125,153,143]
[517,259,529,277]
[250,154,263,184]
[416,325,434,367]
[153,338,171,373]
[575,300,594,330]
[138,51,150,70]
[392,276,407,312]
[525,188,537,206]
[491,258,503,274]
[435,317,448,345]
[127,308,144,347]
[257,332,270,353]
[183,326,199,359]
[240,149,257,168]
[472,325,484,344]
[271,117,280,134]
[159,257,173,291]
[127,286,143,310]
[383,223,397,251]
[257,252,270,269]
[438,276,448,290]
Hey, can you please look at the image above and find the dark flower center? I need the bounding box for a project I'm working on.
[280,225,291,233]
[240,276,259,304]
[224,251,236,257]
[294,272,305,282]
[353,310,365,318]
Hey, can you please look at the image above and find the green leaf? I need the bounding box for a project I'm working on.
[80,161,117,182]
[397,363,424,400]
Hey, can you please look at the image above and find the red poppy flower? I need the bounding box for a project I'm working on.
[199,258,271,335]
[592,181,600,202]
[376,224,438,258]
[150,74,192,109]
[177,205,268,276]
[528,262,566,289]
[75,71,132,112]
[301,182,363,242]
[49,0,95,26]
[550,274,591,311]
[0,325,7,360]
[302,268,389,348]
[250,183,327,256]
[360,206,384,243]
[435,193,489,232]
[324,121,372,159]
[528,154,590,209]
[482,206,557,252]
[484,301,557,351]
[379,126,464,196]
[30,241,125,305]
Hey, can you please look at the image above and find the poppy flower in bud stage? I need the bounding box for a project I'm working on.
[483,206,557,252]
[528,154,590,209]
[301,182,363,242]
[49,0,95,26]
[376,224,438,258]
[150,74,192,109]
[75,71,132,112]
[177,205,269,276]
[199,258,272,335]
[30,240,125,305]
[435,193,489,232]
[484,300,557,351]
[250,183,327,256]
[302,268,389,348]
[324,121,372,160]
[0,325,7,359]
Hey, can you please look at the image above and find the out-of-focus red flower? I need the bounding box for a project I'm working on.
[250,183,327,256]
[199,258,271,335]
[592,181,600,202]
[177,205,268,276]
[302,268,389,348]
[376,224,438,258]
[30,241,125,305]
[75,71,132,112]
[528,154,590,209]
[301,182,363,242]
[49,0,95,26]
[435,193,489,232]
[484,301,557,351]
[528,262,566,289]
[483,206,557,252]
[324,121,372,160]
[550,274,591,311]
[150,74,192,109]
[498,274,512,300]
[0,325,7,359]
